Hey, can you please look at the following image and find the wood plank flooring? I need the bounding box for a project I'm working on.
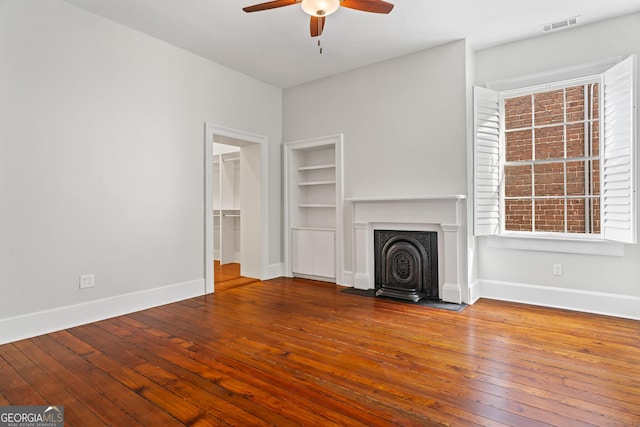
[1,270,639,426]
[213,262,258,292]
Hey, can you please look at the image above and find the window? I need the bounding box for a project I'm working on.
[474,56,636,244]
[503,81,600,234]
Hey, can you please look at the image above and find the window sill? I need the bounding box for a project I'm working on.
[485,235,625,256]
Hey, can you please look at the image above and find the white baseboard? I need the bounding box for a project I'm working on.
[213,253,240,263]
[353,273,370,290]
[479,279,640,320]
[340,271,354,287]
[0,279,204,345]
[266,262,283,279]
[442,282,462,304]
[292,273,336,283]
[468,280,481,304]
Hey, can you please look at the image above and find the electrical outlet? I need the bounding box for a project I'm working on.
[79,274,95,289]
[552,264,563,276]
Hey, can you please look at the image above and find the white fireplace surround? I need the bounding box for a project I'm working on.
[349,196,468,304]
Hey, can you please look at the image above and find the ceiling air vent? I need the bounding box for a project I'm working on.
[543,16,580,33]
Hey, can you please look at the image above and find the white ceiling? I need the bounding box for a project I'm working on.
[62,0,640,88]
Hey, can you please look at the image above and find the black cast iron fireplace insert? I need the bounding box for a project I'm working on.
[374,230,438,302]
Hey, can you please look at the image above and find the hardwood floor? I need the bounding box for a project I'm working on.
[213,262,258,292]
[1,273,639,426]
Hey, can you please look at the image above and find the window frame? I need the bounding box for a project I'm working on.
[473,55,637,250]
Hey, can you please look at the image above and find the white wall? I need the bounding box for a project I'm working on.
[283,40,470,273]
[474,13,640,317]
[0,0,282,326]
[284,40,469,198]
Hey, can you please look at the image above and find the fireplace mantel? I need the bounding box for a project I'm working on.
[349,195,467,304]
[347,195,466,202]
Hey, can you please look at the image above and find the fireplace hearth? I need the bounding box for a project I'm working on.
[374,230,438,302]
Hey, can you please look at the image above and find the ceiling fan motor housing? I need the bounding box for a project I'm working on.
[301,0,340,17]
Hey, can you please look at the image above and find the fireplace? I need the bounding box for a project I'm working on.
[349,196,467,304]
[374,230,438,302]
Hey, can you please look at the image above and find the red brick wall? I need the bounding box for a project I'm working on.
[503,83,600,234]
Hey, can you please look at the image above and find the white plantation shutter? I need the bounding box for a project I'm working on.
[474,86,502,236]
[602,56,636,243]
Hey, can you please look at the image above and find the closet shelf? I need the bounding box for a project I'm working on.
[298,180,336,186]
[213,149,241,264]
[298,164,335,171]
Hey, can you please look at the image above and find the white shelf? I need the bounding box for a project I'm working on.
[346,195,467,202]
[298,164,335,171]
[298,180,336,186]
[298,204,336,208]
[292,226,336,232]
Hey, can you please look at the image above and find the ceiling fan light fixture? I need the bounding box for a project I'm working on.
[301,0,340,17]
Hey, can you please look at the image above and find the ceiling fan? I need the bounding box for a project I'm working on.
[243,0,394,37]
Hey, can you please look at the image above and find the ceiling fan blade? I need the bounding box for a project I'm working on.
[243,0,298,13]
[340,0,394,14]
[310,16,325,37]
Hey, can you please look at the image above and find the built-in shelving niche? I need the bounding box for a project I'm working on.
[284,135,343,283]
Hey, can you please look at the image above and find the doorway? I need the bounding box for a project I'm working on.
[204,123,268,294]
